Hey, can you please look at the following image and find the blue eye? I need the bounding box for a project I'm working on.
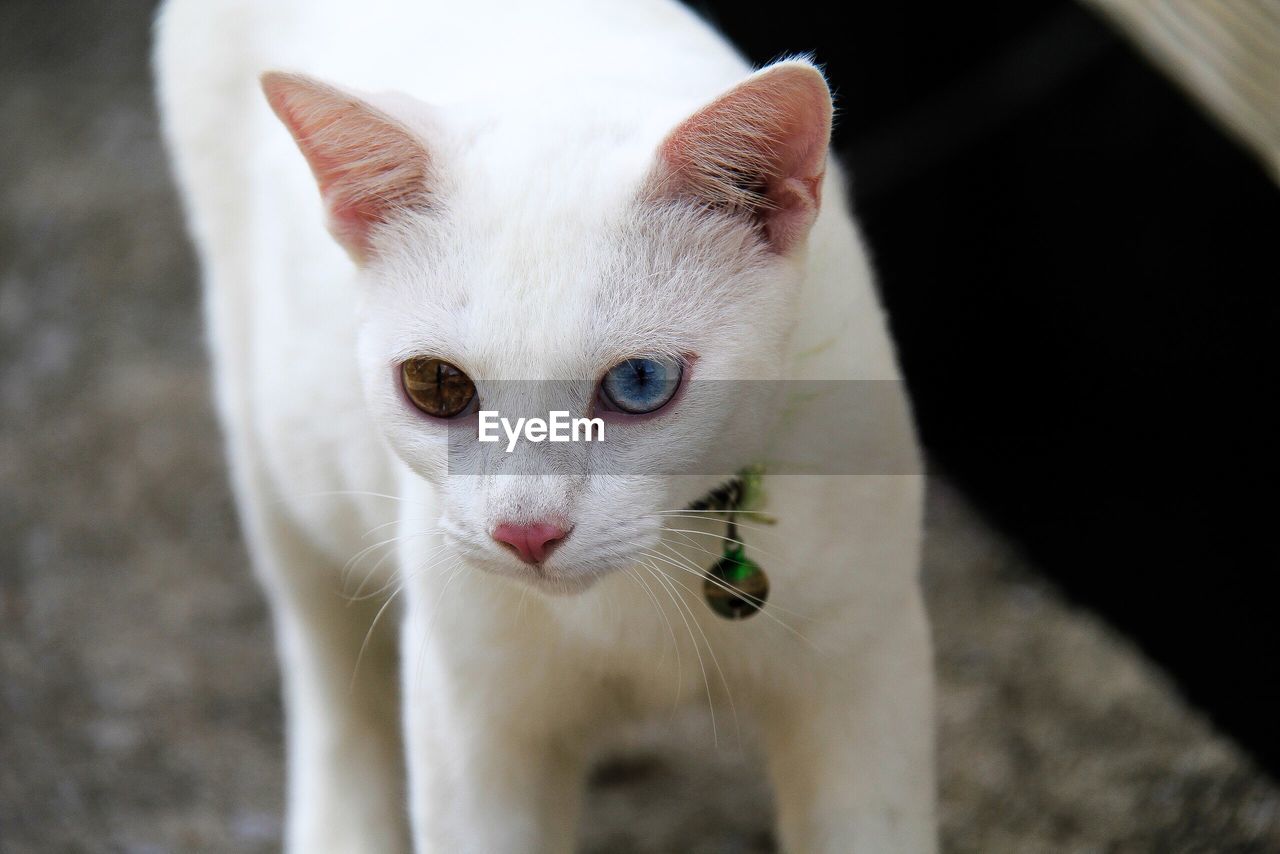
[599,357,683,415]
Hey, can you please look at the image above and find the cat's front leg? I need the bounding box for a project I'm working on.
[760,587,936,854]
[238,488,409,854]
[400,582,587,854]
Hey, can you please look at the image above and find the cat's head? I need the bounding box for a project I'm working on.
[262,61,832,593]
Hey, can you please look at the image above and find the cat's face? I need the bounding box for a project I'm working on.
[357,202,796,592]
[263,62,832,592]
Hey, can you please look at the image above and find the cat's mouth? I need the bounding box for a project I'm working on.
[517,570,603,596]
[471,555,609,596]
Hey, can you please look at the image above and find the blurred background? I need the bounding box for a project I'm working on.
[2,0,1278,851]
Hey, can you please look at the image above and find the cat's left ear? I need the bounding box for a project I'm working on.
[261,71,434,263]
[649,60,833,254]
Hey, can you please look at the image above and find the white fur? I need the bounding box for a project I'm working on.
[155,1,934,851]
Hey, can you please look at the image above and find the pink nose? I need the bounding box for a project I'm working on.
[491,522,569,565]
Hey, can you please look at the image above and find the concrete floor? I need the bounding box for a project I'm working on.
[2,1,1279,851]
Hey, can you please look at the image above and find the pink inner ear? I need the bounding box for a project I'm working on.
[656,62,833,254]
[261,72,433,262]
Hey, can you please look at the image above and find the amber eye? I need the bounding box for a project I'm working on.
[401,357,476,418]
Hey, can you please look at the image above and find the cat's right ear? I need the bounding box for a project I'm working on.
[261,72,433,264]
[647,60,833,255]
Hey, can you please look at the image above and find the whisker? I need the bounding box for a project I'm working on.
[623,565,682,715]
[648,541,802,629]
[360,517,402,538]
[641,554,740,744]
[414,560,467,694]
[284,489,433,506]
[516,578,531,625]
[648,511,780,534]
[642,545,820,651]
[349,547,457,691]
[654,534,814,623]
[640,558,718,747]
[349,584,404,693]
[651,508,773,514]
[346,539,450,603]
[342,530,443,599]
[341,532,412,582]
[656,527,783,561]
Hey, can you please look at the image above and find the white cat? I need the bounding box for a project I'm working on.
[155,1,935,851]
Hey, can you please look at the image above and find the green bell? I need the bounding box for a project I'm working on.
[703,544,769,620]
